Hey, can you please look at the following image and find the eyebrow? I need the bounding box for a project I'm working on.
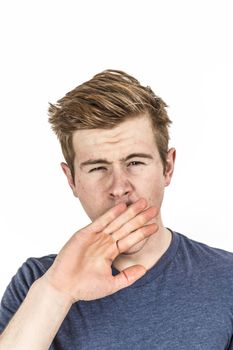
[80,153,154,169]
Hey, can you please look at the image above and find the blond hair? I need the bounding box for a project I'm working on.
[48,70,172,179]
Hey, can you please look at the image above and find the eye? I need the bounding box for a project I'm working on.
[128,161,145,167]
[88,166,107,173]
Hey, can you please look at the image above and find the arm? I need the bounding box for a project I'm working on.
[0,198,157,349]
[0,277,72,350]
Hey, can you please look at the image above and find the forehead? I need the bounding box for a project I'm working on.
[72,115,158,160]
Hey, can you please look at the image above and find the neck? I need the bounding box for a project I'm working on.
[112,220,172,272]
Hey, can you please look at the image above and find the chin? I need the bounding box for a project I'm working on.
[122,238,148,255]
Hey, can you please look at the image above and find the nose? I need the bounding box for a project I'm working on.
[108,169,133,201]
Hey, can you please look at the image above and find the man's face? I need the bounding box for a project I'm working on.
[62,115,175,253]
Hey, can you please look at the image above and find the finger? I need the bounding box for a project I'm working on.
[112,265,147,292]
[112,206,157,241]
[88,202,127,233]
[117,223,158,253]
[103,198,147,235]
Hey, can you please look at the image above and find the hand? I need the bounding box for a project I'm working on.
[42,198,158,303]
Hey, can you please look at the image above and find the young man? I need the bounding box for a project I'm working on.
[0,70,233,349]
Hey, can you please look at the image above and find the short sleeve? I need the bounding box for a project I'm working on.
[0,256,54,333]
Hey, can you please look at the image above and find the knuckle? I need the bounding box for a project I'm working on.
[137,215,146,225]
[121,223,130,235]
[137,230,145,241]
[108,210,117,222]
[128,205,138,216]
[101,228,109,235]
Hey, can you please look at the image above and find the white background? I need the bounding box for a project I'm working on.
[0,0,233,299]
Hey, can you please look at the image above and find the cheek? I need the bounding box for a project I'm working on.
[77,176,112,201]
[136,172,165,202]
[74,177,109,219]
[75,178,97,199]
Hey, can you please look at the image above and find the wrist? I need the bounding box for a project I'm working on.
[34,276,75,308]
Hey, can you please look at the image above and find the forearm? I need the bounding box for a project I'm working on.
[0,277,73,350]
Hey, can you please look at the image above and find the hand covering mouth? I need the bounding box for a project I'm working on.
[114,200,133,207]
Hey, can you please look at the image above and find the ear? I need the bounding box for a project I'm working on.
[164,148,176,187]
[60,162,78,197]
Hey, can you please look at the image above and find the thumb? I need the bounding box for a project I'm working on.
[112,265,147,293]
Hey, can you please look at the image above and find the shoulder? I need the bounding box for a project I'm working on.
[177,232,233,260]
[0,254,57,333]
[175,231,233,277]
[23,254,57,276]
[3,254,57,300]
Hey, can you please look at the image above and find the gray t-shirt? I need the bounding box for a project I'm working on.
[1,231,233,349]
